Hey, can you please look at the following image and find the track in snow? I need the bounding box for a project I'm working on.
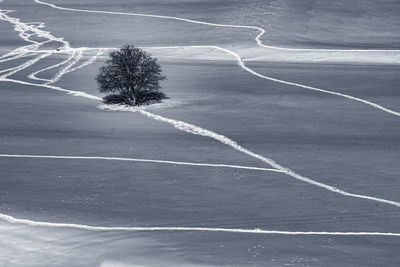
[0,1,399,236]
[0,154,283,173]
[34,0,400,53]
[32,0,400,118]
[1,212,400,237]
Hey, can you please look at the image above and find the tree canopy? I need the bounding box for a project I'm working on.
[96,45,167,106]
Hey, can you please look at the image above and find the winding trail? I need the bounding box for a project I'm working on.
[34,0,400,52]
[32,0,400,118]
[102,104,400,209]
[0,1,399,236]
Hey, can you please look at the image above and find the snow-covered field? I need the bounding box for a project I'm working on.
[1,0,400,266]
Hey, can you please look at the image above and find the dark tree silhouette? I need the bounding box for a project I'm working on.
[96,45,167,106]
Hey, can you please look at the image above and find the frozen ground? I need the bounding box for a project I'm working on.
[0,0,400,266]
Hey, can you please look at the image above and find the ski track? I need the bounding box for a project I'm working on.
[0,1,399,237]
[0,154,283,173]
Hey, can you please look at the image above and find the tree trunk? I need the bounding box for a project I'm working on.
[124,87,138,106]
[128,94,136,106]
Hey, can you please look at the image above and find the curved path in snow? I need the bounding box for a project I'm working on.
[34,0,400,52]
[33,0,400,118]
[0,2,399,236]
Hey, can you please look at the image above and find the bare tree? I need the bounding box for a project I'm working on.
[96,45,167,106]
